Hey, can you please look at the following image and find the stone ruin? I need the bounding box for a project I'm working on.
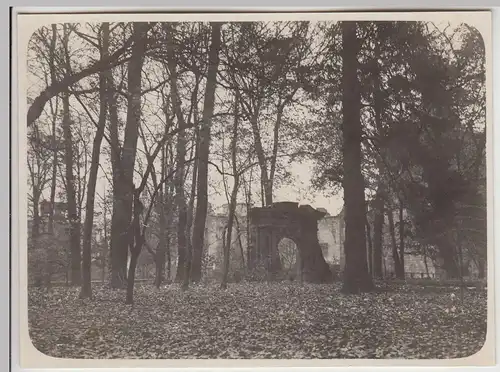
[247,202,333,283]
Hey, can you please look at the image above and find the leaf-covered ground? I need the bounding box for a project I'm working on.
[28,282,487,359]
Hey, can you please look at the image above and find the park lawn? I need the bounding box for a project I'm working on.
[28,282,487,359]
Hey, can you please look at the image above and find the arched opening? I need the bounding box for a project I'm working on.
[249,202,333,283]
[277,237,301,281]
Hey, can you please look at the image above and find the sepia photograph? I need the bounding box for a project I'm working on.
[16,10,493,366]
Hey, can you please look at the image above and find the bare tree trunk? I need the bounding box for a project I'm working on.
[102,198,108,283]
[371,30,386,280]
[365,213,373,276]
[110,22,147,288]
[183,133,199,290]
[235,217,246,274]
[154,146,167,288]
[388,207,403,279]
[221,93,240,289]
[423,246,430,278]
[62,93,81,286]
[398,198,405,279]
[221,183,238,289]
[164,24,189,284]
[80,23,110,299]
[190,22,222,283]
[340,21,373,294]
[181,72,201,289]
[244,167,254,271]
[108,85,125,287]
[166,167,175,283]
[166,226,172,282]
[126,195,144,304]
[250,113,273,207]
[31,188,42,287]
[372,183,384,278]
[47,24,58,239]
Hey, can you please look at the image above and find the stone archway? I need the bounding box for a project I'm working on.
[248,202,333,283]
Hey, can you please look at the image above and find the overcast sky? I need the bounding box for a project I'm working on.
[28,19,466,219]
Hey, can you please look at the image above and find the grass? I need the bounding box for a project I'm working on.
[28,282,487,359]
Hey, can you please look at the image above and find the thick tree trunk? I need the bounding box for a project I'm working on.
[166,228,172,282]
[183,135,199,290]
[110,22,147,288]
[388,207,404,279]
[166,170,175,284]
[235,218,246,273]
[221,180,239,289]
[190,23,222,283]
[371,32,386,280]
[372,182,384,278]
[221,94,240,289]
[340,21,374,294]
[126,196,144,304]
[423,246,430,278]
[126,252,139,304]
[108,55,123,288]
[244,168,254,272]
[80,23,110,299]
[47,26,58,239]
[110,186,129,287]
[365,213,373,276]
[109,90,127,287]
[397,198,405,279]
[164,24,189,284]
[30,192,41,244]
[102,203,108,284]
[30,191,42,287]
[154,148,167,289]
[62,91,81,286]
[440,237,460,279]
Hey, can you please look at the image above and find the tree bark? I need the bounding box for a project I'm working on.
[183,133,199,290]
[388,207,404,279]
[126,195,144,304]
[250,113,273,207]
[102,197,109,283]
[372,182,384,278]
[108,82,125,287]
[110,22,147,288]
[365,212,373,276]
[30,190,41,241]
[80,23,110,299]
[190,22,222,283]
[62,91,81,286]
[340,21,374,294]
[423,246,430,278]
[164,24,189,284]
[221,93,240,289]
[440,238,460,279]
[47,24,58,238]
[370,29,387,280]
[154,146,167,288]
[221,183,238,289]
[397,198,405,279]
